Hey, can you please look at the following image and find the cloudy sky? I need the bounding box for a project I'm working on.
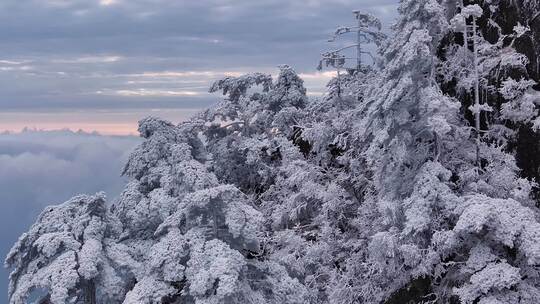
[1,0,398,134]
[0,0,399,299]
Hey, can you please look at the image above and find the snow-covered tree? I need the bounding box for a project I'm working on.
[202,65,308,194]
[113,113,307,303]
[324,1,540,303]
[440,0,540,187]
[5,194,112,304]
[6,2,540,304]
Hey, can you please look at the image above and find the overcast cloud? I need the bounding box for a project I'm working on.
[0,0,398,133]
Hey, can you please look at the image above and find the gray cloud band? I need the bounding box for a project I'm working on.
[0,0,397,111]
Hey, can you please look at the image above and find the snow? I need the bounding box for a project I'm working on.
[6,1,540,303]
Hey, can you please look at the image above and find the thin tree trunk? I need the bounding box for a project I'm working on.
[38,295,52,304]
[82,279,96,304]
[472,17,481,167]
[211,199,219,239]
[357,15,362,71]
[337,68,341,98]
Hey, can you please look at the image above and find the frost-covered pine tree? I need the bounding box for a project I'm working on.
[120,113,310,303]
[203,65,308,194]
[5,194,117,304]
[325,0,540,303]
[440,0,540,189]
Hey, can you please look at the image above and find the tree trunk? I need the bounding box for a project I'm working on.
[38,295,52,304]
[82,279,97,304]
[471,17,482,167]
